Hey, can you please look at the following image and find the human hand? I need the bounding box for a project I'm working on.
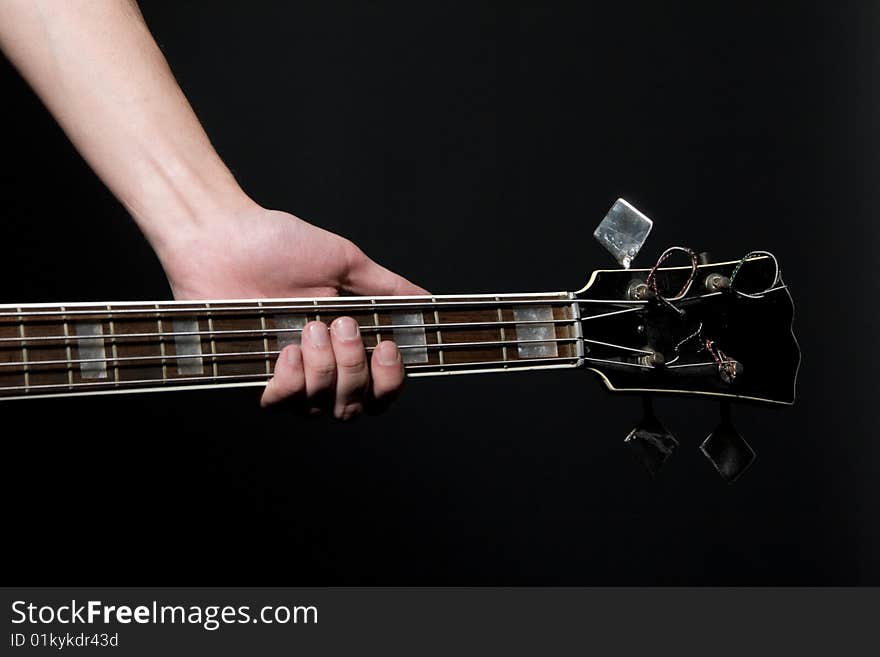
[0,1,425,418]
[159,202,427,419]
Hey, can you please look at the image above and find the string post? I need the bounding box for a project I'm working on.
[640,350,665,368]
[704,338,742,384]
[703,272,731,292]
[718,358,743,384]
[627,280,654,302]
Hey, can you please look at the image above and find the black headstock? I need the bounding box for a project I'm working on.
[577,252,799,406]
[586,198,799,481]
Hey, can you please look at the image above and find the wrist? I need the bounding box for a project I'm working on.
[121,150,258,260]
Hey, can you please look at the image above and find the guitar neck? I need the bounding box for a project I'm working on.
[0,292,584,400]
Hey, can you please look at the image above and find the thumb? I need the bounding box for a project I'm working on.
[344,251,429,296]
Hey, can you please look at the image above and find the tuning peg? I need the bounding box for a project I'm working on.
[593,198,654,268]
[700,402,756,483]
[624,396,678,476]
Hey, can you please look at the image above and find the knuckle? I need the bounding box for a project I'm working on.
[342,243,371,274]
[342,239,365,261]
[335,402,363,421]
[337,356,367,374]
[309,361,337,378]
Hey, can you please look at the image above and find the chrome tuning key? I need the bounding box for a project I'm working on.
[593,198,654,268]
[700,402,756,483]
[624,396,678,476]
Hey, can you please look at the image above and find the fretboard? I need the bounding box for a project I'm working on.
[0,293,583,400]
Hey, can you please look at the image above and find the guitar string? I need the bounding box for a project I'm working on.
[0,296,639,319]
[0,274,784,321]
[0,282,792,381]
[0,250,784,394]
[729,250,780,299]
[0,357,728,395]
[0,358,728,394]
[0,281,788,341]
[0,335,653,373]
[0,250,782,321]
[645,246,699,315]
[0,276,788,348]
[0,317,580,345]
[0,356,583,393]
[0,303,658,347]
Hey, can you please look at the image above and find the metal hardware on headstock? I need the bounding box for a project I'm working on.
[624,396,678,476]
[700,401,756,483]
[627,280,654,302]
[589,199,799,482]
[704,272,731,292]
[593,198,653,268]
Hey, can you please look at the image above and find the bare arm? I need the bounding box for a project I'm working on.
[0,0,424,418]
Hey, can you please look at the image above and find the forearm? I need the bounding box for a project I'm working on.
[0,1,422,415]
[0,0,252,256]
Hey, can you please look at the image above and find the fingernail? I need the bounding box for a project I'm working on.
[332,317,360,342]
[307,323,330,347]
[285,345,300,365]
[377,341,400,366]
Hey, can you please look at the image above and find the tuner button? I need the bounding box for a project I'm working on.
[625,397,678,476]
[700,402,756,483]
[593,199,654,268]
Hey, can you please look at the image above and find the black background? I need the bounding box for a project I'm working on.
[1,1,877,584]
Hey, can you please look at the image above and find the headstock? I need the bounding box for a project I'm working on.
[585,199,800,482]
[577,252,799,406]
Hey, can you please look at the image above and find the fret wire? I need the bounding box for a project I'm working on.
[62,307,73,389]
[371,299,381,347]
[107,305,120,386]
[155,304,168,384]
[0,336,588,371]
[258,301,271,376]
[496,296,507,367]
[0,318,580,345]
[432,298,443,368]
[17,307,28,392]
[0,356,582,395]
[0,296,645,320]
[206,303,218,378]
